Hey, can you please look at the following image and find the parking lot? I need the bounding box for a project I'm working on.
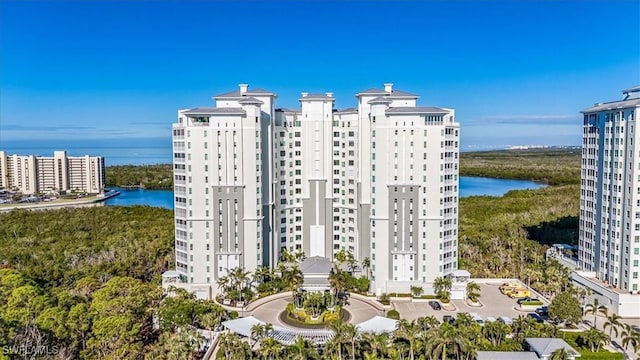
[394,282,549,323]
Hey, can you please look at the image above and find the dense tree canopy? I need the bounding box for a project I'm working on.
[105,164,173,189]
[0,206,233,359]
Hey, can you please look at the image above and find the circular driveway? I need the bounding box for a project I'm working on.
[249,292,382,329]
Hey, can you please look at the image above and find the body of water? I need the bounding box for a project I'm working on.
[459,176,546,198]
[104,177,546,210]
[105,187,175,208]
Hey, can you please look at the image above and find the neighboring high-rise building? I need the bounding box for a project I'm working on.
[0,150,105,195]
[166,83,459,299]
[579,86,640,293]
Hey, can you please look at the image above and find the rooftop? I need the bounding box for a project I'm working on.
[214,84,276,99]
[476,351,539,360]
[299,256,333,275]
[386,106,449,114]
[182,107,246,115]
[525,338,580,358]
[582,97,640,113]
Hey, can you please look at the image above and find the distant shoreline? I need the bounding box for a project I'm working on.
[0,190,120,212]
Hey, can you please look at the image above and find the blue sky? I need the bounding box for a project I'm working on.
[1,0,638,149]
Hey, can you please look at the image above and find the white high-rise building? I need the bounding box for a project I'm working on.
[166,83,459,299]
[0,150,105,195]
[579,86,640,294]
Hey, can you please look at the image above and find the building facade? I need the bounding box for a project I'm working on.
[0,150,105,195]
[167,83,459,299]
[579,86,640,294]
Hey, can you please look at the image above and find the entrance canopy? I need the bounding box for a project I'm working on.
[356,316,398,334]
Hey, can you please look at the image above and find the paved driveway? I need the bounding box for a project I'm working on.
[394,283,549,322]
[249,293,382,329]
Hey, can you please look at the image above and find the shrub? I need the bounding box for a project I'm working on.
[410,286,423,297]
[417,294,439,299]
[378,293,390,305]
[520,300,544,306]
[386,309,400,320]
[229,311,239,319]
[391,293,413,298]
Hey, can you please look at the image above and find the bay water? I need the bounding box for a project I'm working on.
[1,138,546,209]
[106,177,545,210]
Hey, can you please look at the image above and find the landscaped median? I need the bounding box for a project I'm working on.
[515,300,545,312]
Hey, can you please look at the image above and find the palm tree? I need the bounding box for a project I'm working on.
[603,312,623,338]
[360,331,389,359]
[455,312,476,328]
[433,276,452,303]
[581,328,610,352]
[282,264,303,301]
[465,281,481,303]
[217,274,230,293]
[251,323,266,346]
[425,323,470,360]
[218,332,243,360]
[329,267,349,297]
[198,306,225,344]
[328,317,347,360]
[621,323,640,352]
[260,337,283,360]
[394,319,420,360]
[362,256,371,280]
[584,298,608,328]
[549,348,570,360]
[288,335,318,360]
[417,315,440,332]
[228,267,251,304]
[481,320,511,346]
[343,323,359,360]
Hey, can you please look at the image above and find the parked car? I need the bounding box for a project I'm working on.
[535,306,549,316]
[527,313,545,323]
[517,297,540,304]
[428,300,442,310]
[508,289,531,299]
[485,316,497,323]
[443,315,456,324]
[497,316,513,325]
[470,313,485,326]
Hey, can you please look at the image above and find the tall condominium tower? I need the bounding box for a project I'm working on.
[166,83,459,299]
[580,86,640,293]
[0,150,105,195]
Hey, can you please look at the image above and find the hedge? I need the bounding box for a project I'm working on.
[386,310,400,320]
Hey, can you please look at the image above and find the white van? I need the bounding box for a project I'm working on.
[498,316,513,325]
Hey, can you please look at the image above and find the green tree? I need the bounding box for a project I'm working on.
[433,277,452,303]
[603,312,623,338]
[394,319,420,360]
[549,348,569,360]
[621,323,640,352]
[584,298,608,328]
[87,276,160,359]
[360,331,389,359]
[288,335,319,360]
[579,328,610,352]
[410,285,423,297]
[328,317,348,360]
[283,265,303,302]
[466,281,481,303]
[362,256,371,280]
[482,320,511,347]
[548,291,582,325]
[260,337,284,360]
